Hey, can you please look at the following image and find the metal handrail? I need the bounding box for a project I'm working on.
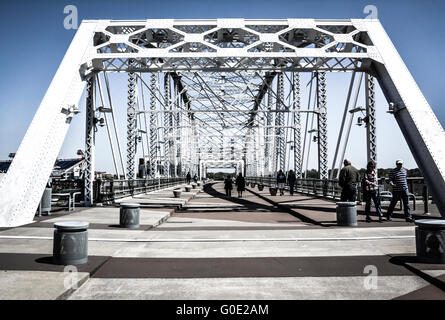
[245,176,430,213]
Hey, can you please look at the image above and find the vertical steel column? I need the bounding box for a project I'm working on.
[317,72,328,180]
[174,82,181,177]
[253,128,258,176]
[293,72,302,178]
[365,74,377,164]
[126,60,137,180]
[275,73,285,172]
[191,119,199,175]
[163,73,171,177]
[84,76,96,205]
[168,75,174,176]
[149,73,158,178]
[264,89,273,175]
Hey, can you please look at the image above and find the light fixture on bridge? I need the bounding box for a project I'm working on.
[98,106,112,113]
[349,106,365,114]
[308,129,318,142]
[93,117,105,128]
[61,104,80,122]
[357,115,369,127]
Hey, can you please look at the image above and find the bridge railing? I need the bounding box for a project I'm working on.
[245,177,343,199]
[51,177,186,203]
[245,176,431,204]
[96,177,186,202]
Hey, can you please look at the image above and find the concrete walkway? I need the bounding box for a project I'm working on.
[0,182,444,300]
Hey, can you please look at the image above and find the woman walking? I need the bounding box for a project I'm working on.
[235,173,246,198]
[362,161,384,223]
[224,175,233,197]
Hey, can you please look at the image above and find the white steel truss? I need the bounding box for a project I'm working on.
[0,18,444,227]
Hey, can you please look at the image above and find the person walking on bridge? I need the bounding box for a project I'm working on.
[362,161,384,223]
[339,159,360,202]
[386,159,414,222]
[235,173,246,198]
[186,172,191,184]
[287,170,296,196]
[224,175,233,197]
[277,169,286,196]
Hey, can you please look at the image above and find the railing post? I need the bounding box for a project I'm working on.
[423,184,429,215]
[130,180,134,197]
[322,179,328,197]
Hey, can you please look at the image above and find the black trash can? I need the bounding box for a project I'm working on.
[53,221,89,265]
[415,219,445,264]
[120,203,140,228]
[336,202,357,226]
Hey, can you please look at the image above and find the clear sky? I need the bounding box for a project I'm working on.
[1,0,444,173]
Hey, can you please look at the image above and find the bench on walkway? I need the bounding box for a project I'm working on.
[379,191,416,211]
[51,191,82,212]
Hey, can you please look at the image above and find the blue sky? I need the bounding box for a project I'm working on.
[0,0,444,173]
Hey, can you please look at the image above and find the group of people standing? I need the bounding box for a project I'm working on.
[220,159,415,224]
[276,169,297,196]
[186,172,198,184]
[224,173,246,198]
[339,158,414,223]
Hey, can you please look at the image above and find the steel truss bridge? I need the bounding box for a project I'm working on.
[0,18,444,227]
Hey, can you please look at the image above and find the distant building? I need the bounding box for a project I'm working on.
[0,158,86,181]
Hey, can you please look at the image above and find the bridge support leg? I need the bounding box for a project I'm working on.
[84,76,96,205]
[293,72,302,178]
[275,72,285,173]
[366,74,377,164]
[265,87,273,175]
[164,73,171,178]
[126,60,137,180]
[149,73,158,178]
[317,72,328,180]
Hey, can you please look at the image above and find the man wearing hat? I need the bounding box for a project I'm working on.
[386,159,414,222]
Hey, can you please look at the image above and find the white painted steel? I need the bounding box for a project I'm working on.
[0,19,444,227]
[0,21,97,227]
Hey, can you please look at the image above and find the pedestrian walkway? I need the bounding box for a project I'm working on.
[0,182,444,300]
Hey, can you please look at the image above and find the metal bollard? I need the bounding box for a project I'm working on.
[423,186,430,215]
[173,189,182,198]
[336,202,357,226]
[120,203,140,228]
[269,187,277,196]
[415,219,445,263]
[53,221,89,265]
